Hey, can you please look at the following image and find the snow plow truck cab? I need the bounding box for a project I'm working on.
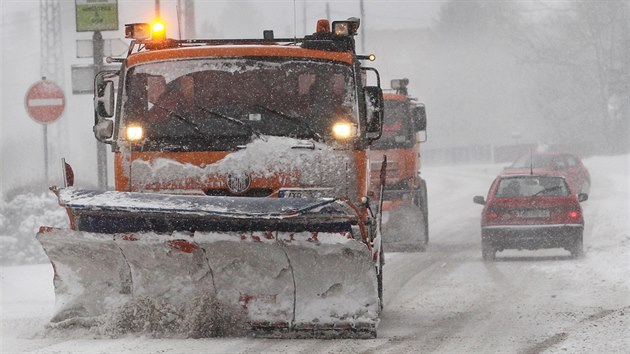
[37,18,386,338]
[368,78,428,251]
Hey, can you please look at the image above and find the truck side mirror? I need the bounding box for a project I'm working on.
[94,119,114,141]
[364,86,383,140]
[96,80,115,117]
[93,70,119,143]
[412,104,427,132]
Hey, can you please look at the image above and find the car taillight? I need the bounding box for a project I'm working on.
[484,211,498,220]
[552,208,583,224]
[567,210,581,219]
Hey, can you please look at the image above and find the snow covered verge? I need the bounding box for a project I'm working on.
[544,307,630,353]
[541,154,630,353]
[0,192,67,265]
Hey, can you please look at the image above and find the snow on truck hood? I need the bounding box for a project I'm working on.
[127,136,358,195]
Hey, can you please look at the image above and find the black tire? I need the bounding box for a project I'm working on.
[481,240,496,261]
[377,247,384,312]
[420,179,429,244]
[414,207,428,252]
[416,179,429,249]
[570,235,584,259]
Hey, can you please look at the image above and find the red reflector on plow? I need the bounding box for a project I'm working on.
[168,239,199,253]
[39,226,55,233]
[239,294,278,309]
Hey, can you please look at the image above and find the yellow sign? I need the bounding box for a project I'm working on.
[75,0,118,32]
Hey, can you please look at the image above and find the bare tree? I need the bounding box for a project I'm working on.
[520,0,629,154]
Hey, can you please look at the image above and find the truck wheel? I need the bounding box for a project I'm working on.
[412,201,428,252]
[377,247,384,311]
[481,240,496,262]
[417,179,429,247]
[377,268,383,311]
[420,180,429,245]
[420,179,429,214]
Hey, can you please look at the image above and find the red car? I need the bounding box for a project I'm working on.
[474,174,588,261]
[503,152,591,194]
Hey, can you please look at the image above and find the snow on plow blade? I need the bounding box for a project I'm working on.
[37,189,379,338]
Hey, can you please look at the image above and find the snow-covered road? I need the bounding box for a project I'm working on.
[2,155,628,353]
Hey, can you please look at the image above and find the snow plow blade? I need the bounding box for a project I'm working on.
[37,188,379,338]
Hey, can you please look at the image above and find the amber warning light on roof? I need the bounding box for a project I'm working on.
[151,20,166,41]
[125,20,166,41]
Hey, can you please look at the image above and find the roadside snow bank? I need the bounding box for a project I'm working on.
[0,192,67,265]
[541,154,630,353]
[544,307,630,353]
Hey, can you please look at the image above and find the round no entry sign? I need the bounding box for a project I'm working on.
[24,80,66,124]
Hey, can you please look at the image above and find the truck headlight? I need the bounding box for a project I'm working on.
[332,121,355,140]
[126,126,144,141]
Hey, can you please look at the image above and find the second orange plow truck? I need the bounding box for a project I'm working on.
[369,78,429,251]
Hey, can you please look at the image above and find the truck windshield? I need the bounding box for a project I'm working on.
[121,58,358,148]
[371,100,416,149]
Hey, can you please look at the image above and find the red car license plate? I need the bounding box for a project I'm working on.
[517,209,550,218]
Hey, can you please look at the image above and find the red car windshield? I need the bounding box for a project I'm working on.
[496,176,570,197]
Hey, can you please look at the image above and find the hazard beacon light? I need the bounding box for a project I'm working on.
[317,17,360,36]
[125,20,166,41]
[150,19,167,41]
[316,19,330,33]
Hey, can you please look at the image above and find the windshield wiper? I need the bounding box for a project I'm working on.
[532,186,562,197]
[151,103,206,137]
[197,105,265,140]
[254,104,323,142]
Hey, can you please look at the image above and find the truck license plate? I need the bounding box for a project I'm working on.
[281,191,304,198]
[278,188,332,198]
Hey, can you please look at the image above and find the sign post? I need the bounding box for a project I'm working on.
[25,78,66,183]
[74,0,119,190]
[92,31,109,190]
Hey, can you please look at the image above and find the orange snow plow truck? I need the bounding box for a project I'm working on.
[37,18,386,338]
[368,78,428,251]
